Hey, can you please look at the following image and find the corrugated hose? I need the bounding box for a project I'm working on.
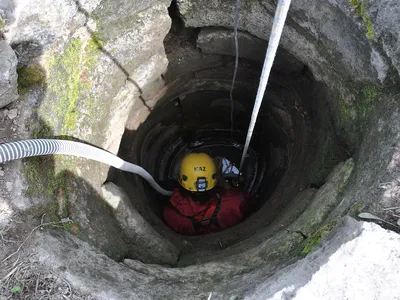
[0,139,173,196]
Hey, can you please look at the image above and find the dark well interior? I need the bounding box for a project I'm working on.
[109,6,347,265]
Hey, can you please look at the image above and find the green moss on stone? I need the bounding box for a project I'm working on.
[20,36,107,236]
[349,200,363,216]
[56,171,70,217]
[17,65,46,86]
[23,119,70,221]
[302,235,321,255]
[44,36,101,136]
[17,64,46,95]
[23,159,70,213]
[333,159,355,199]
[309,135,340,186]
[357,83,383,126]
[24,157,54,199]
[349,0,375,40]
[62,220,81,235]
[32,120,53,138]
[316,40,335,66]
[362,85,382,102]
[86,32,104,52]
[302,221,336,254]
[45,38,82,134]
[24,200,59,223]
[335,81,383,147]
[0,16,5,31]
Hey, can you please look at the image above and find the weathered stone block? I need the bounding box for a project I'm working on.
[102,182,179,266]
[197,28,304,74]
[0,40,18,108]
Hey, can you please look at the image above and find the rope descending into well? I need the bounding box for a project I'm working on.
[239,0,292,170]
[229,0,241,139]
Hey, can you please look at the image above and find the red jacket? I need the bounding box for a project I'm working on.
[163,188,252,235]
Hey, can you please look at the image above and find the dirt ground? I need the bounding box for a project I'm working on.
[0,214,93,300]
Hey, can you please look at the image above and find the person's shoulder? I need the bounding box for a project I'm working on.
[171,187,183,197]
[171,188,193,203]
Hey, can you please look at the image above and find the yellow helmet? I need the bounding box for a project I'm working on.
[178,153,217,192]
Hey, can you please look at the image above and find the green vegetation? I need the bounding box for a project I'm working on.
[316,40,334,66]
[349,200,363,216]
[23,161,70,217]
[335,159,355,202]
[17,64,46,95]
[23,167,82,236]
[349,0,375,40]
[44,36,101,136]
[47,38,84,134]
[62,221,80,234]
[17,65,46,86]
[309,135,340,186]
[10,286,21,294]
[0,16,5,31]
[22,35,105,230]
[24,156,54,198]
[362,84,382,102]
[302,221,336,254]
[23,121,70,219]
[335,81,383,148]
[357,83,383,125]
[23,121,55,199]
[32,119,53,138]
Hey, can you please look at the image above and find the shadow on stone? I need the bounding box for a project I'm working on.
[23,118,130,261]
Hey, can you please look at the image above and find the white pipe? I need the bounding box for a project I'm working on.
[0,139,173,196]
[239,0,292,170]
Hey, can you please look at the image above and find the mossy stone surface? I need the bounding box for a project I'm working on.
[0,16,5,31]
[348,0,375,40]
[40,37,101,137]
[302,221,336,254]
[17,65,46,86]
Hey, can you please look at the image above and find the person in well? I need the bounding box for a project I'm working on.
[163,153,253,235]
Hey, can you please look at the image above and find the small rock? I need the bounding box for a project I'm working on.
[6,182,12,191]
[7,109,18,119]
[0,109,7,118]
[0,170,4,176]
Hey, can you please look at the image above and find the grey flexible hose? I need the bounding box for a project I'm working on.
[0,139,173,196]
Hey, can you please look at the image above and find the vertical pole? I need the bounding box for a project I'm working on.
[239,0,292,170]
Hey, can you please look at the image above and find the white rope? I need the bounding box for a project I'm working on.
[230,0,241,138]
[239,0,292,170]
